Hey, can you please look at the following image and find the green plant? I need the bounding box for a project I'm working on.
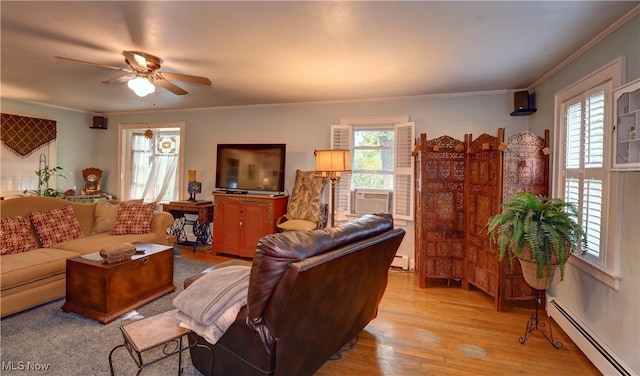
[23,166,66,197]
[486,192,587,281]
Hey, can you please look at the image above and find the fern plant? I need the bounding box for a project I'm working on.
[486,192,587,282]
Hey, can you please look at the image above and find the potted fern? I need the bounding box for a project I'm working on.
[486,192,586,290]
[23,165,66,197]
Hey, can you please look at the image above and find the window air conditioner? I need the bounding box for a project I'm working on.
[354,190,392,214]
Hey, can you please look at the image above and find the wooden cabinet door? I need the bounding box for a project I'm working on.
[213,194,288,258]
[239,201,271,257]
[213,197,243,254]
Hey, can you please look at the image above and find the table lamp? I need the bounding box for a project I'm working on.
[187,169,202,201]
[314,149,351,227]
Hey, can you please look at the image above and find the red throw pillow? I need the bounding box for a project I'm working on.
[0,215,38,254]
[28,205,84,248]
[110,202,155,235]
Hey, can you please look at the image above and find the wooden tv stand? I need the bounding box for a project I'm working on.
[212,193,288,258]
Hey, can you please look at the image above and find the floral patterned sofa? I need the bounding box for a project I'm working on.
[0,196,174,317]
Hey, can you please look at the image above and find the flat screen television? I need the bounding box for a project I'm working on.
[215,143,286,193]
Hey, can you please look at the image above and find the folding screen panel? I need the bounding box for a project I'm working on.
[414,133,466,287]
[462,130,506,311]
[499,130,550,306]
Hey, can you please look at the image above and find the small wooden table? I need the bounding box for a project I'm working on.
[62,243,175,324]
[108,309,205,376]
[163,201,214,250]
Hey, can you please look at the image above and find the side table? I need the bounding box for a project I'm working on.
[163,201,214,251]
[108,309,211,375]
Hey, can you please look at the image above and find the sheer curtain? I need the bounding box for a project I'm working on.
[130,131,179,203]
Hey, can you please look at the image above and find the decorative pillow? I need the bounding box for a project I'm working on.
[111,202,155,235]
[28,206,84,248]
[91,201,120,234]
[286,170,327,222]
[0,216,38,254]
[276,219,318,232]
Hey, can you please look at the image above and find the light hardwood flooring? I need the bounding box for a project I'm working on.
[177,246,600,376]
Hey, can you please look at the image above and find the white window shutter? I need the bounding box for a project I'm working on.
[582,179,603,257]
[585,90,605,168]
[393,122,415,220]
[330,124,352,212]
[562,85,608,262]
[565,102,582,170]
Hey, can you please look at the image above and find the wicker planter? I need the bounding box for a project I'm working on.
[487,193,586,287]
[516,247,559,290]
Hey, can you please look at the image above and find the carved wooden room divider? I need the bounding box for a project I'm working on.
[414,133,466,288]
[497,130,550,310]
[414,129,549,311]
[462,130,507,311]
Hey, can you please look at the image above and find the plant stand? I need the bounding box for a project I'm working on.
[519,289,563,349]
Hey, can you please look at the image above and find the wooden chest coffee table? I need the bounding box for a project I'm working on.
[62,243,175,324]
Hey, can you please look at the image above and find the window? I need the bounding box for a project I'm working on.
[563,86,607,261]
[554,58,623,289]
[118,123,185,204]
[352,129,395,190]
[331,116,414,221]
[1,142,57,197]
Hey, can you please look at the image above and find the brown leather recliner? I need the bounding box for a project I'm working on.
[184,213,405,376]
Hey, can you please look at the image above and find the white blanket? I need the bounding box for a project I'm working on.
[173,265,250,344]
[176,302,245,345]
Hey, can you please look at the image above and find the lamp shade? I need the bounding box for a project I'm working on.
[314,149,351,172]
[127,76,155,97]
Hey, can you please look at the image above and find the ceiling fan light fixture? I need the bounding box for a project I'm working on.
[127,76,155,97]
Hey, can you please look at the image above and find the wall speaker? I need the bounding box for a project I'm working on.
[91,116,107,129]
[510,91,537,116]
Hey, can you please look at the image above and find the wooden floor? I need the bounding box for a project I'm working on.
[177,246,601,376]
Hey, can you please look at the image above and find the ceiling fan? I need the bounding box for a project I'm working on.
[54,50,212,97]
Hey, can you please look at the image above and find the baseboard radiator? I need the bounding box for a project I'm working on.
[547,299,634,376]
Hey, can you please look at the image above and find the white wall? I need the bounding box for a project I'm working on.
[529,14,640,374]
[103,92,527,195]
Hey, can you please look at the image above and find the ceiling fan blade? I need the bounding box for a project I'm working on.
[122,50,148,72]
[155,78,188,95]
[160,72,212,86]
[54,56,131,72]
[101,74,135,84]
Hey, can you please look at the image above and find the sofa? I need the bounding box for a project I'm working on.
[182,213,405,376]
[0,196,174,317]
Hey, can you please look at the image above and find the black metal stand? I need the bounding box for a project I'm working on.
[168,213,212,252]
[519,289,563,349]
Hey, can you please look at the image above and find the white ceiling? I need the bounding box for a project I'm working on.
[1,1,638,114]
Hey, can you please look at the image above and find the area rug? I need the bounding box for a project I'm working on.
[0,256,214,376]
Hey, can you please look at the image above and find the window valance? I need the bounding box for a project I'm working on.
[0,113,57,158]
